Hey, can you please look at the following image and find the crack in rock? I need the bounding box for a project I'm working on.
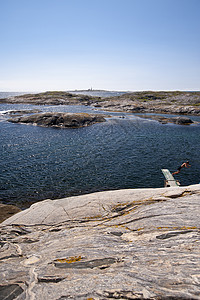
[156,230,194,240]
[54,257,118,269]
[38,276,66,283]
[25,267,38,300]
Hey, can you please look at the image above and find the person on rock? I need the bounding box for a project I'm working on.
[172,161,191,175]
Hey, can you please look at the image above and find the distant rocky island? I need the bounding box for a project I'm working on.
[1,90,200,116]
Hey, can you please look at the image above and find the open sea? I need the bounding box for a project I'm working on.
[0,92,200,208]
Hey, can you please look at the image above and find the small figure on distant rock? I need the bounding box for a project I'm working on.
[172,161,191,175]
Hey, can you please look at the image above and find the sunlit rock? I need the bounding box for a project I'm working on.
[0,184,200,299]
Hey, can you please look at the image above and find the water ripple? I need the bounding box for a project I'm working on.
[0,103,200,207]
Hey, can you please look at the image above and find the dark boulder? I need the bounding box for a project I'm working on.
[171,116,193,125]
[137,114,195,125]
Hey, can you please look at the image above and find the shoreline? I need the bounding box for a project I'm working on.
[1,184,199,226]
[1,183,199,224]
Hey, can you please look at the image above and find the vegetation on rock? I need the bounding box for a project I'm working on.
[1,91,200,115]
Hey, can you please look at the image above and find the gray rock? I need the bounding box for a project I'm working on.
[0,184,200,299]
[8,112,106,128]
[137,115,195,125]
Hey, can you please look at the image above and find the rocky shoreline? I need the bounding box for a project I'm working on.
[1,184,200,299]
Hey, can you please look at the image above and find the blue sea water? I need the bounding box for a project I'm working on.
[0,92,27,99]
[0,93,200,208]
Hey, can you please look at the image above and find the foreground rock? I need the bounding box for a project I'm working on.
[1,184,200,299]
[8,112,106,128]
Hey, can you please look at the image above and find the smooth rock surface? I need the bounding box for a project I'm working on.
[0,185,200,299]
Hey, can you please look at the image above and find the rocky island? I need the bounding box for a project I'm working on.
[135,115,195,125]
[2,91,200,126]
[92,91,200,115]
[8,112,106,128]
[0,184,200,299]
[0,91,99,106]
[1,90,200,116]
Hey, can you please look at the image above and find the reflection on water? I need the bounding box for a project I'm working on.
[0,103,200,208]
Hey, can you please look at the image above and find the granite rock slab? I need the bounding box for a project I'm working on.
[0,185,200,299]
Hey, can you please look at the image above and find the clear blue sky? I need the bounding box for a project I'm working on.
[1,0,200,92]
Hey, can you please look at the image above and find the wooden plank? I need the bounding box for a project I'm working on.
[161,169,179,187]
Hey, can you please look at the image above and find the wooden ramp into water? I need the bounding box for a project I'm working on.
[161,169,180,187]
